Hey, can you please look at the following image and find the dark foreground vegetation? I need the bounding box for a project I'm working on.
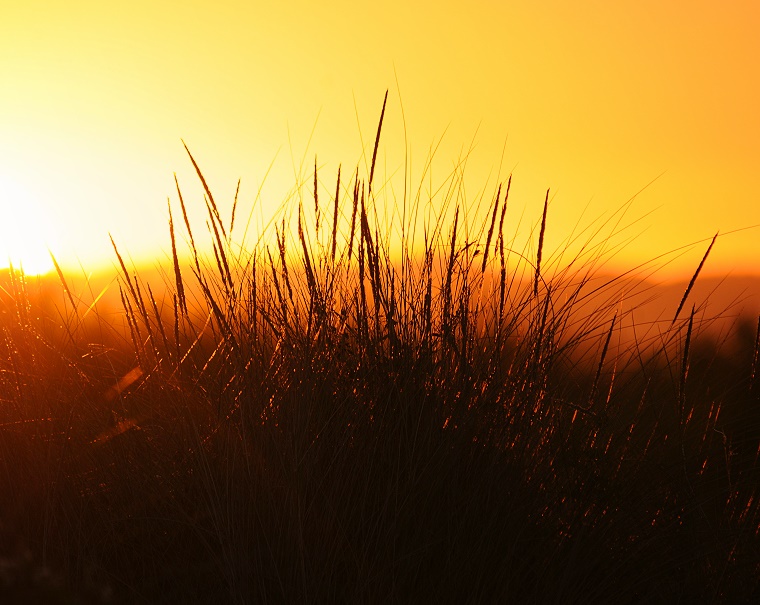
[2,101,759,603]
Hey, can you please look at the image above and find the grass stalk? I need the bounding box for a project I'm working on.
[331,165,341,264]
[672,232,717,326]
[534,189,549,297]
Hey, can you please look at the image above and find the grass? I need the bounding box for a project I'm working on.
[1,98,759,603]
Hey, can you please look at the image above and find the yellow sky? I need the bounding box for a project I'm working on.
[1,0,758,279]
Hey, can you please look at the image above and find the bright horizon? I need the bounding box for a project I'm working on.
[1,1,758,280]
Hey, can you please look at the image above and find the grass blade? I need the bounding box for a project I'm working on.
[671,232,718,327]
[534,189,549,297]
[368,90,388,199]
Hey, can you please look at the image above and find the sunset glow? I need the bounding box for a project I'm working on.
[3,3,760,598]
[1,0,758,277]
[0,175,55,275]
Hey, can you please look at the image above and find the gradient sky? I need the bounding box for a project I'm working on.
[1,0,758,278]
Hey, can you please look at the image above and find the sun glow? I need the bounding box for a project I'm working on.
[0,176,56,276]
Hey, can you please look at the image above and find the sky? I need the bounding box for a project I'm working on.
[1,0,758,279]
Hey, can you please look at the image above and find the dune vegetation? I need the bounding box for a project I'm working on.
[1,95,759,603]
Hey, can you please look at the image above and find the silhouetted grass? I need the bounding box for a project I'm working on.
[1,100,759,603]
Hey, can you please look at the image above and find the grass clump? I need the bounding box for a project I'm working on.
[1,97,759,603]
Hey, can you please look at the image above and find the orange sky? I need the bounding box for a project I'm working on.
[1,0,758,279]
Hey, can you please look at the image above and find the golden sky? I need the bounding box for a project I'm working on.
[1,0,758,278]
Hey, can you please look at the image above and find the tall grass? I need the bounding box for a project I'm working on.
[1,99,759,603]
